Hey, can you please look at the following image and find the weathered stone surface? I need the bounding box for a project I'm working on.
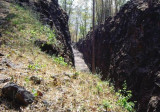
[0,74,11,84]
[2,82,34,106]
[76,0,160,111]
[42,100,50,107]
[30,76,42,84]
[1,58,17,69]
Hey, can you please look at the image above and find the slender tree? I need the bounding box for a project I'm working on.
[75,17,79,42]
[101,0,104,22]
[92,0,96,73]
[115,0,118,14]
[64,0,67,11]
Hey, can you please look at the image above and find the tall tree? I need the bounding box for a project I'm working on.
[92,0,96,73]
[64,0,67,11]
[75,17,79,42]
[59,0,74,17]
[101,0,104,22]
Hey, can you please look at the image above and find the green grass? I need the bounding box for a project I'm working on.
[52,56,68,66]
[4,4,58,47]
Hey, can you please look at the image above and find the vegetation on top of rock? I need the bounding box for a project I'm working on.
[4,4,58,46]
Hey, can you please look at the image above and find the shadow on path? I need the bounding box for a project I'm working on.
[72,45,90,73]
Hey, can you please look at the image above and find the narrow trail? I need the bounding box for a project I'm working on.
[72,45,90,73]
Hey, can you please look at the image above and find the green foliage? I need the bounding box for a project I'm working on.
[116,81,135,112]
[28,62,46,71]
[102,100,112,110]
[25,77,30,82]
[96,82,103,93]
[28,64,38,70]
[53,56,68,66]
[32,88,38,97]
[43,26,57,44]
[8,4,57,45]
[24,76,30,87]
[75,71,80,76]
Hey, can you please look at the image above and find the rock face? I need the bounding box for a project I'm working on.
[76,0,160,111]
[12,0,74,66]
[2,82,34,106]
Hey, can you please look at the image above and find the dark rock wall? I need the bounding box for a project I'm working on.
[76,0,160,111]
[12,0,74,66]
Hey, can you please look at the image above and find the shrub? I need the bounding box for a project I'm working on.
[53,56,68,66]
[102,100,112,110]
[116,81,135,112]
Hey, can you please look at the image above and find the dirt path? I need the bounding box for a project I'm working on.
[72,45,90,73]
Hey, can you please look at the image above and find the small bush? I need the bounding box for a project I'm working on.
[116,81,135,112]
[32,88,38,97]
[102,100,112,110]
[53,56,68,66]
[96,82,103,94]
[28,62,46,71]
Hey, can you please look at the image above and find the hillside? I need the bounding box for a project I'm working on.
[12,0,74,66]
[0,0,134,112]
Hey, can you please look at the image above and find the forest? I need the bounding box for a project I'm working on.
[59,0,129,41]
[0,0,160,112]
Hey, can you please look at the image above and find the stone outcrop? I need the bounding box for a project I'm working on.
[12,0,74,66]
[76,0,160,111]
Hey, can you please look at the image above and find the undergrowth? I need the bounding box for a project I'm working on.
[52,56,68,66]
[3,4,58,48]
[116,81,135,112]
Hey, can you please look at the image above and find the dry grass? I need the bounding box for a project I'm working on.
[0,1,132,112]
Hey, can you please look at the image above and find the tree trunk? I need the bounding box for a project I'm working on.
[64,0,67,11]
[76,17,79,42]
[92,0,96,73]
[101,0,104,23]
[115,0,118,14]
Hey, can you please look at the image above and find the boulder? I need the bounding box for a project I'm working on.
[2,82,34,106]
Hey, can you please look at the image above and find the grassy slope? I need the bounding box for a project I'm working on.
[0,1,134,112]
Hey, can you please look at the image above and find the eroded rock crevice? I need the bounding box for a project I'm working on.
[76,0,160,111]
